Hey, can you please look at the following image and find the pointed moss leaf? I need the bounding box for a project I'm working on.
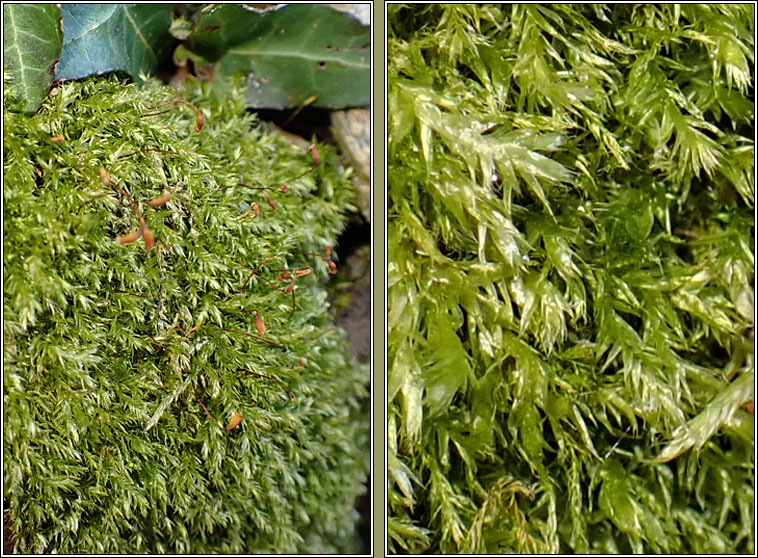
[55,4,173,83]
[144,376,192,432]
[599,459,643,534]
[670,290,736,334]
[402,373,424,442]
[653,370,754,463]
[190,4,369,109]
[388,516,433,554]
[389,340,418,401]
[388,86,415,144]
[619,189,655,241]
[389,451,420,501]
[517,405,545,462]
[713,35,751,93]
[469,367,501,445]
[571,404,601,459]
[3,4,63,114]
[734,285,754,322]
[422,312,472,416]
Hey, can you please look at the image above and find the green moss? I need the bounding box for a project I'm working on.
[3,76,368,553]
[388,4,753,554]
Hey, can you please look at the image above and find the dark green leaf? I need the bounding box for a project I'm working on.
[189,4,370,109]
[3,3,62,114]
[55,4,173,82]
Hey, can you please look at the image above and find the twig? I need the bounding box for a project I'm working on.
[76,193,110,215]
[100,166,155,249]
[141,99,204,132]
[145,332,163,345]
[240,257,273,291]
[218,326,283,347]
[193,382,222,429]
[176,324,199,336]
[312,327,336,340]
[288,144,321,182]
[113,288,149,298]
[119,148,183,159]
[239,368,295,401]
[287,274,296,319]
[280,95,317,128]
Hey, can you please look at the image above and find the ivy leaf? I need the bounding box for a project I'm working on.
[3,3,63,114]
[55,4,173,83]
[189,4,370,109]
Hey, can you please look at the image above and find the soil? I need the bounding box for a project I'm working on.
[3,507,14,554]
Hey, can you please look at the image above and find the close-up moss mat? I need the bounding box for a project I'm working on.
[388,4,754,554]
